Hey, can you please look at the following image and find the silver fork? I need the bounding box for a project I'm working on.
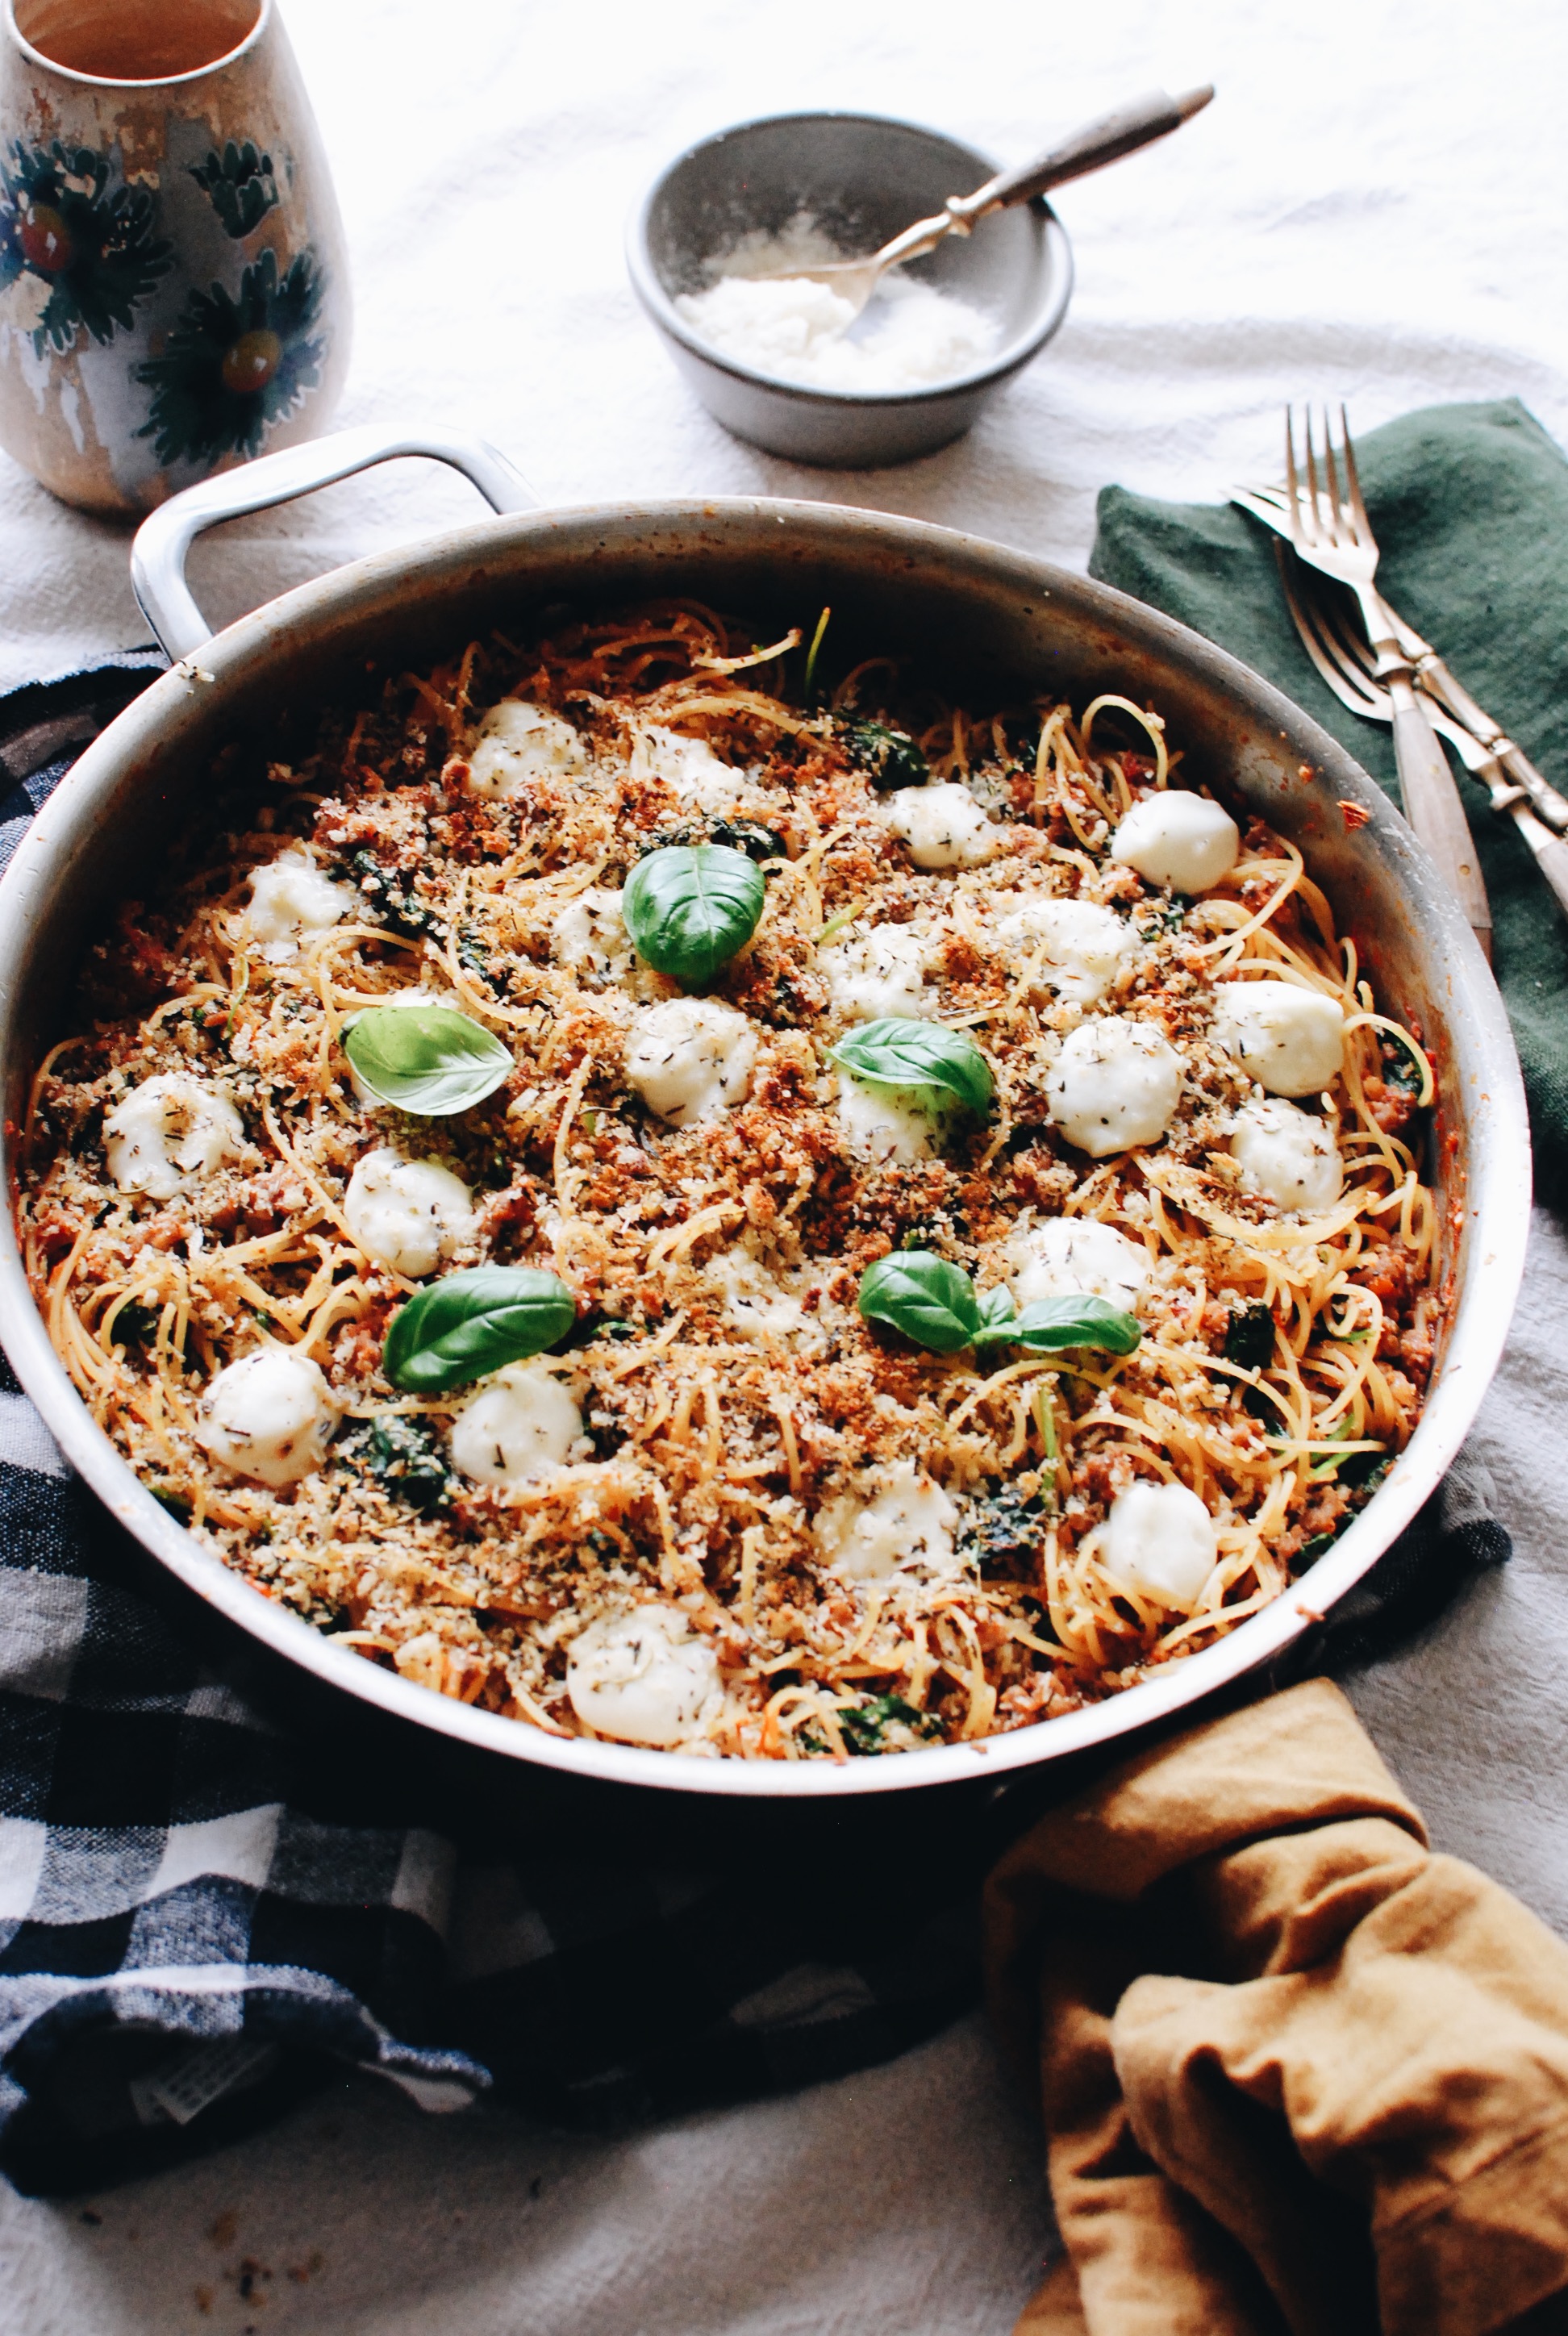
[1233,480,1568,835]
[1275,542,1568,924]
[1272,407,1492,960]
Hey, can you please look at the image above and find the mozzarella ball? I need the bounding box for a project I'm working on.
[1007,1217,1151,1314]
[836,1075,947,1165]
[886,782,999,869]
[1090,1480,1217,1612]
[551,886,636,985]
[467,701,585,799]
[821,924,935,1023]
[997,896,1136,1007]
[1232,1099,1345,1213]
[196,1349,338,1489]
[244,853,356,958]
[1111,792,1240,894]
[344,1149,475,1278]
[103,1075,245,1201]
[640,724,750,814]
[1213,981,1345,1098]
[1046,1016,1183,1157]
[705,1246,813,1346]
[449,1364,582,1488]
[625,999,757,1126]
[814,1464,961,1584]
[565,1606,721,1746]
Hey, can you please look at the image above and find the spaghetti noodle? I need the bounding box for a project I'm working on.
[17,604,1440,1758]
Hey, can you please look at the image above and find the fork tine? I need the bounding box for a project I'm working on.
[1320,411,1346,546]
[1283,407,1313,550]
[1338,405,1372,544]
[1321,586,1374,675]
[1303,409,1325,547]
[1273,544,1382,716]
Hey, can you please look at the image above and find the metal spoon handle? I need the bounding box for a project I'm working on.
[953,85,1214,220]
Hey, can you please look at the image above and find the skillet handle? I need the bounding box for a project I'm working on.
[131,425,537,662]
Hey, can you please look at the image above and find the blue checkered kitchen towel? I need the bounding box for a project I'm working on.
[0,666,1512,2200]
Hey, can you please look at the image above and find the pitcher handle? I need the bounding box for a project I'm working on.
[131,425,537,661]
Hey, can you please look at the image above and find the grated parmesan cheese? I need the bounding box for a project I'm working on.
[673,214,1000,395]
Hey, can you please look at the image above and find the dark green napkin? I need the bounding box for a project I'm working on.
[1090,398,1568,1166]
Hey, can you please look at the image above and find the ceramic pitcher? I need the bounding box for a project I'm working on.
[0,0,349,513]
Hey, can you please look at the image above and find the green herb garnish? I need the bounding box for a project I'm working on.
[837,1692,936,1754]
[353,1413,453,1512]
[620,844,765,986]
[829,1019,994,1116]
[842,719,928,791]
[1222,1300,1275,1373]
[857,1251,1141,1358]
[382,1266,577,1393]
[343,1003,511,1117]
[957,1484,1051,1570]
[637,817,787,866]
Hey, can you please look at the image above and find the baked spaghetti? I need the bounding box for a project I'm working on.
[18,605,1440,1757]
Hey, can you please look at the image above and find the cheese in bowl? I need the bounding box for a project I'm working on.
[19,606,1439,1759]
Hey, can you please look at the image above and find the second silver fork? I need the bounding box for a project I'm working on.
[1274,407,1493,961]
[1277,544,1568,926]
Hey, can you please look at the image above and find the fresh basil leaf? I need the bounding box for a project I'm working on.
[829,1019,994,1116]
[1010,1296,1143,1356]
[344,1003,511,1116]
[970,1285,1022,1347]
[857,1252,982,1353]
[621,845,765,985]
[382,1266,578,1392]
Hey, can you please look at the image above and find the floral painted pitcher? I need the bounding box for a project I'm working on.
[0,0,348,512]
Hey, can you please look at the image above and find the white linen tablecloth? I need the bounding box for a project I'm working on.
[1,0,1564,2326]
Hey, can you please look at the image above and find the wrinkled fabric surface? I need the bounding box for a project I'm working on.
[0,0,1565,2324]
[988,1682,1568,2336]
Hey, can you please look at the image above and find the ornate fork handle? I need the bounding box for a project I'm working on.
[1274,540,1568,927]
[1398,640,1568,835]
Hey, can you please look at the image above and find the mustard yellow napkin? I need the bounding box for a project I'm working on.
[986,1681,1568,2336]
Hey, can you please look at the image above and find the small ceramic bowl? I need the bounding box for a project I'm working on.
[627,110,1073,470]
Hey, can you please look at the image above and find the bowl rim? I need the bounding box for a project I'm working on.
[0,494,1531,1799]
[624,106,1075,410]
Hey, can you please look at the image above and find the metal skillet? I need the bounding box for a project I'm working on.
[0,426,1531,1803]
